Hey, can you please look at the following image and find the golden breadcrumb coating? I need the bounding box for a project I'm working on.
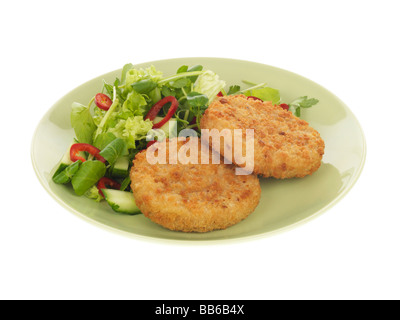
[130,138,261,233]
[200,95,325,179]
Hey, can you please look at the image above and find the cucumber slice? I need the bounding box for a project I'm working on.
[102,189,141,215]
[111,156,130,178]
[154,117,177,138]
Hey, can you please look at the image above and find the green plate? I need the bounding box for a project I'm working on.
[31,57,366,242]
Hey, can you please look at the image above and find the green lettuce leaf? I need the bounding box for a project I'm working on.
[148,87,161,104]
[71,160,106,196]
[186,65,203,83]
[71,102,97,144]
[124,65,163,88]
[93,132,117,150]
[52,160,82,184]
[108,116,153,149]
[121,90,148,116]
[244,87,281,104]
[193,70,226,104]
[131,79,158,94]
[98,138,127,166]
[120,63,134,85]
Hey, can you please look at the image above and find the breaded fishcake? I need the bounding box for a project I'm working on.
[130,138,261,233]
[200,94,325,179]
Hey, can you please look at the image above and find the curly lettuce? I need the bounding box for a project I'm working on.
[193,70,226,104]
[121,90,148,117]
[108,116,153,149]
[124,65,163,88]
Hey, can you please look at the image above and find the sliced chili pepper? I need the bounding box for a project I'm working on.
[217,91,223,97]
[280,103,289,111]
[146,140,157,148]
[145,96,179,129]
[95,93,113,111]
[70,143,106,163]
[247,96,263,102]
[97,177,121,198]
[190,116,197,125]
[189,116,199,130]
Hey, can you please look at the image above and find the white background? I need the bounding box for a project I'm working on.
[1,0,399,300]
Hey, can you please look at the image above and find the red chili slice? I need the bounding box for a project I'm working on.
[146,140,157,148]
[70,143,106,163]
[217,91,223,97]
[190,116,197,125]
[95,93,113,111]
[247,96,263,102]
[97,177,121,198]
[145,96,179,129]
[280,103,289,111]
[189,116,199,130]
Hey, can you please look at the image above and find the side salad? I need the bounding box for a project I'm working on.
[52,63,319,214]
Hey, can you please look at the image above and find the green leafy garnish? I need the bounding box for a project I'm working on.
[103,78,123,102]
[71,160,106,196]
[131,79,158,94]
[193,70,225,103]
[244,87,281,105]
[120,63,134,85]
[120,176,131,191]
[108,116,153,149]
[71,102,96,144]
[186,65,203,83]
[98,138,127,166]
[124,65,163,89]
[121,90,148,116]
[227,85,241,95]
[186,92,209,108]
[93,132,117,150]
[176,65,188,73]
[288,96,319,117]
[52,160,82,184]
[290,96,319,108]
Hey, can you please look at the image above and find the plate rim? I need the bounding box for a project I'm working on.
[31,56,367,244]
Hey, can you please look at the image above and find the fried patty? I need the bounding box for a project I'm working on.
[130,137,261,233]
[200,95,325,179]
